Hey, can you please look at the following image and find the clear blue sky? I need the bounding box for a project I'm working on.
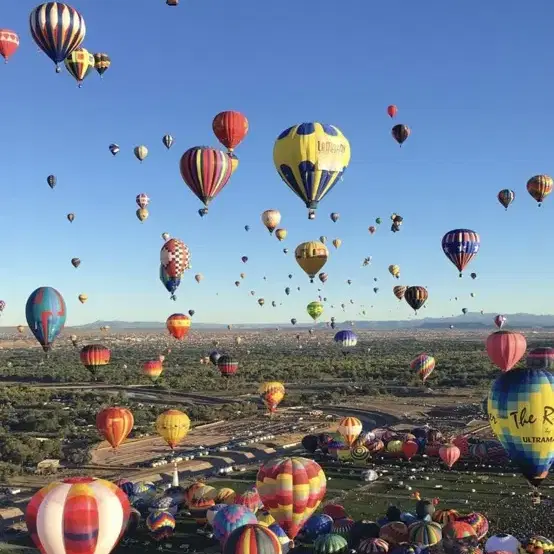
[1,0,553,326]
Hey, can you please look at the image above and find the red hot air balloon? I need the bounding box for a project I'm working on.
[212,111,249,152]
[0,29,19,62]
[387,105,398,118]
[439,444,461,469]
[486,330,527,372]
[96,407,134,449]
[402,440,418,461]
[217,355,239,377]
[166,313,191,340]
[80,344,111,376]
[179,147,233,213]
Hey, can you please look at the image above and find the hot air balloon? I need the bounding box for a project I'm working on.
[259,381,286,414]
[295,241,329,282]
[134,145,148,162]
[136,193,150,208]
[441,229,480,277]
[488,367,554,486]
[392,124,410,146]
[0,301,5,313]
[64,47,95,87]
[498,189,515,210]
[410,353,436,383]
[257,457,326,540]
[147,511,176,541]
[332,239,342,249]
[26,477,130,554]
[67,213,75,223]
[17,325,25,334]
[109,143,119,156]
[404,286,428,313]
[0,29,19,62]
[330,212,340,223]
[527,174,553,206]
[93,52,110,76]
[218,355,239,376]
[387,105,398,118]
[179,146,233,213]
[388,264,400,279]
[307,301,324,321]
[25,287,66,352]
[213,505,258,544]
[195,273,203,284]
[334,330,357,353]
[494,314,507,329]
[160,265,181,300]
[273,123,351,217]
[275,228,287,241]
[143,359,163,382]
[161,238,191,279]
[163,134,174,149]
[156,409,190,449]
[30,3,86,72]
[262,210,281,234]
[80,344,111,376]
[393,286,407,300]
[368,226,376,235]
[439,444,461,469]
[213,111,249,152]
[258,298,265,307]
[189,309,195,317]
[96,407,134,449]
[223,524,281,554]
[47,174,56,189]
[337,416,362,446]
[486,330,527,372]
[166,313,191,339]
[136,208,148,222]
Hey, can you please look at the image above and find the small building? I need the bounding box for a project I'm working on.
[0,507,24,528]
[35,458,60,474]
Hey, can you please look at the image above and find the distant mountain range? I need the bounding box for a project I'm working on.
[68,313,554,331]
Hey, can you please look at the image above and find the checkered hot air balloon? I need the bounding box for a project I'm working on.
[160,238,191,279]
[26,477,130,554]
[257,457,326,540]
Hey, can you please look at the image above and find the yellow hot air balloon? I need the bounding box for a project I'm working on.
[261,209,281,234]
[17,325,24,334]
[64,47,94,87]
[388,264,400,279]
[156,409,190,449]
[337,416,362,446]
[136,208,148,222]
[273,122,351,218]
[195,273,203,283]
[332,238,342,249]
[295,241,329,283]
[275,228,287,241]
[229,153,239,174]
[259,381,285,414]
[134,145,148,162]
[386,439,403,454]
[78,294,88,304]
[307,301,324,321]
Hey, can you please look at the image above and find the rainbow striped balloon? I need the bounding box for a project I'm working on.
[26,477,130,554]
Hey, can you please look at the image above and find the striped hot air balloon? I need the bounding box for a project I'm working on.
[257,457,326,539]
[80,344,111,376]
[166,313,191,340]
[441,229,480,277]
[26,477,130,554]
[143,359,163,382]
[223,523,282,554]
[180,146,233,213]
[30,3,86,72]
[337,417,362,447]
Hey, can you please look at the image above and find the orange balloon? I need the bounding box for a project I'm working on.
[143,360,163,382]
[166,313,191,340]
[96,407,134,449]
[212,110,249,152]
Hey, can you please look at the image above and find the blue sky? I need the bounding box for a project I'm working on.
[1,0,553,326]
